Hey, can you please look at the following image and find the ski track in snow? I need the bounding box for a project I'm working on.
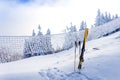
[38,68,94,80]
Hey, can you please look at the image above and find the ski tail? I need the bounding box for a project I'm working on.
[78,28,89,70]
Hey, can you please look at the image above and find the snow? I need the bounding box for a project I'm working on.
[0,28,120,80]
[0,18,120,80]
[51,33,65,50]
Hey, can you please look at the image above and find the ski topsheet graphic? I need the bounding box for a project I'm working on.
[78,28,89,70]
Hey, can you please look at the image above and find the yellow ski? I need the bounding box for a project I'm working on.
[78,28,89,70]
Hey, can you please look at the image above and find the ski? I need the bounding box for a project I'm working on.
[78,41,81,72]
[78,41,81,57]
[78,28,89,70]
[74,41,77,72]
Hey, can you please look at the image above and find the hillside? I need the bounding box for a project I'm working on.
[0,18,120,55]
[0,17,120,79]
[0,29,120,80]
[88,17,120,40]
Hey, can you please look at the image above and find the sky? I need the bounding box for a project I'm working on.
[0,0,120,36]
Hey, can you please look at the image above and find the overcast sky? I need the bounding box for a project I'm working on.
[0,0,120,36]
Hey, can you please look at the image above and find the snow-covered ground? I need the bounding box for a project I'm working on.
[0,29,120,80]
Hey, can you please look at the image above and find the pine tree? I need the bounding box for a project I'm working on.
[69,22,77,32]
[24,34,53,57]
[37,25,43,36]
[79,21,87,31]
[32,29,36,36]
[23,40,32,58]
[115,14,118,19]
[108,13,112,21]
[105,12,109,22]
[94,9,113,27]
[95,9,102,27]
[73,25,77,32]
[24,27,54,57]
[63,23,78,50]
[112,15,115,20]
[46,28,51,35]
[45,28,53,54]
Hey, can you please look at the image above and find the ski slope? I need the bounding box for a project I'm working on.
[0,30,120,80]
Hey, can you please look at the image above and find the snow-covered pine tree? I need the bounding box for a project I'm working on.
[0,47,22,63]
[95,9,102,27]
[37,25,43,36]
[105,12,109,22]
[23,39,32,58]
[24,27,54,58]
[63,23,78,50]
[79,21,87,31]
[115,14,118,19]
[112,14,118,20]
[69,22,77,32]
[45,29,53,54]
[32,29,36,36]
[46,28,51,35]
[24,35,46,57]
[94,9,114,27]
[108,13,112,21]
[112,15,115,20]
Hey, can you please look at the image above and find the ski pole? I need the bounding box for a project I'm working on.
[74,41,77,72]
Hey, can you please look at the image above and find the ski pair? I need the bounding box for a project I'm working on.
[74,28,89,72]
[74,40,81,72]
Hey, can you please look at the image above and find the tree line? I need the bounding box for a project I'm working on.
[23,9,119,58]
